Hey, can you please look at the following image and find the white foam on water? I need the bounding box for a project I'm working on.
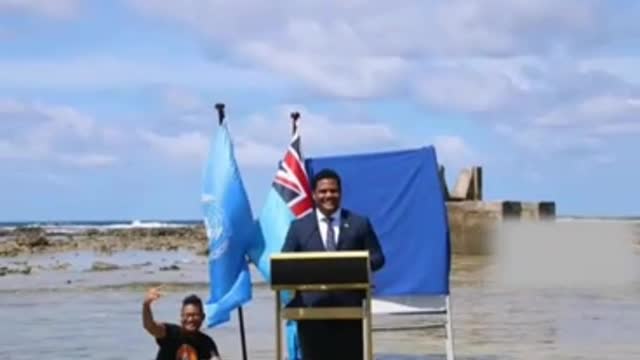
[488,219,640,289]
[0,220,198,234]
[100,220,188,230]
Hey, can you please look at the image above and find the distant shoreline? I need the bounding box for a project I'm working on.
[1,219,638,286]
[0,219,201,231]
[2,216,639,230]
[1,215,640,229]
[0,225,208,258]
[2,217,639,258]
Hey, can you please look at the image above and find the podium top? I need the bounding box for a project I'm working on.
[270,250,369,260]
[270,250,371,288]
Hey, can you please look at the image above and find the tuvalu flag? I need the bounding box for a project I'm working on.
[201,115,254,328]
[247,114,313,360]
[248,120,313,278]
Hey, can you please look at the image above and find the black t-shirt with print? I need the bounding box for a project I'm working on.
[155,323,219,360]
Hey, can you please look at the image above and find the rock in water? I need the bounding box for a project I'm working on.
[159,264,180,271]
[15,228,48,245]
[0,264,32,275]
[90,261,120,271]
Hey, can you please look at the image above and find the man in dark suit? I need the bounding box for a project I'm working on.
[281,168,385,360]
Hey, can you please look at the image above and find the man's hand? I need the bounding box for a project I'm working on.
[142,285,166,338]
[144,285,164,305]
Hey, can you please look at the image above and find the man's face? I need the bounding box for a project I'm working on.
[313,178,341,215]
[180,304,204,332]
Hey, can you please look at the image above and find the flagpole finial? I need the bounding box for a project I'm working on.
[290,112,300,134]
[215,103,225,125]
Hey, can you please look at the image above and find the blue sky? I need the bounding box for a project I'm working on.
[1,0,639,221]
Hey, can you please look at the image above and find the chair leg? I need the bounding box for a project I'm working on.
[445,295,455,360]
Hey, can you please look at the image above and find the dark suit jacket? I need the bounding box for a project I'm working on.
[281,208,385,308]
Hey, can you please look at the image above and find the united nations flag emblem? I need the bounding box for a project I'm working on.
[202,194,229,260]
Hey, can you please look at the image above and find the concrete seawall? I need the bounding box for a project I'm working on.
[447,201,556,255]
[441,165,556,255]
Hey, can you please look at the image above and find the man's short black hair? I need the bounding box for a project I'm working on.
[182,294,204,314]
[312,168,341,190]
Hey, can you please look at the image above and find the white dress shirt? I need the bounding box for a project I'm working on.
[316,208,341,250]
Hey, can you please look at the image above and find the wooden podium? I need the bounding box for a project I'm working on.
[270,250,373,360]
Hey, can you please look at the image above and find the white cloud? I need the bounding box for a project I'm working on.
[140,91,403,168]
[238,43,410,98]
[579,56,640,86]
[4,1,635,173]
[0,139,24,159]
[0,98,27,113]
[0,99,120,168]
[590,154,616,165]
[127,0,607,57]
[495,123,604,156]
[233,137,283,168]
[125,0,618,99]
[163,87,205,112]
[138,127,282,168]
[533,96,640,129]
[0,0,80,19]
[432,135,475,168]
[497,92,640,160]
[139,130,209,162]
[415,65,522,112]
[594,123,640,136]
[0,55,284,91]
[127,0,640,165]
[239,105,400,157]
[414,58,640,163]
[56,153,117,167]
[139,104,403,168]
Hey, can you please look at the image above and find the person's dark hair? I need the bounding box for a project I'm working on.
[312,168,341,190]
[182,294,204,314]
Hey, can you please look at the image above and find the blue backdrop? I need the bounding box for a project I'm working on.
[306,147,451,296]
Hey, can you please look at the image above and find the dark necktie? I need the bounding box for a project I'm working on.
[324,217,337,251]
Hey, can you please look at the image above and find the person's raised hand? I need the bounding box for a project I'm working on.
[144,285,165,305]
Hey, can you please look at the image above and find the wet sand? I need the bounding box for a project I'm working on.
[1,221,640,359]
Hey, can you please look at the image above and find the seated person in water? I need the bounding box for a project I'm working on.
[142,286,221,360]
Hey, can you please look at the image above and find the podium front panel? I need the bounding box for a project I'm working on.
[271,251,370,286]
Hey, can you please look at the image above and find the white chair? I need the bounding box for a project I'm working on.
[371,294,455,360]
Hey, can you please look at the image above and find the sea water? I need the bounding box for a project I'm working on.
[1,220,640,359]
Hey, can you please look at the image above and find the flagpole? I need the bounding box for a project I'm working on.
[215,103,226,125]
[238,307,248,360]
[215,102,249,360]
[290,111,300,134]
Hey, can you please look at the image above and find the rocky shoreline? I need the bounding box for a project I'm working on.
[2,222,639,279]
[3,221,640,258]
[0,226,208,258]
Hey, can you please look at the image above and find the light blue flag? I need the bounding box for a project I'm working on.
[250,190,301,359]
[250,190,302,359]
[247,128,313,360]
[201,121,254,328]
[249,189,295,280]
